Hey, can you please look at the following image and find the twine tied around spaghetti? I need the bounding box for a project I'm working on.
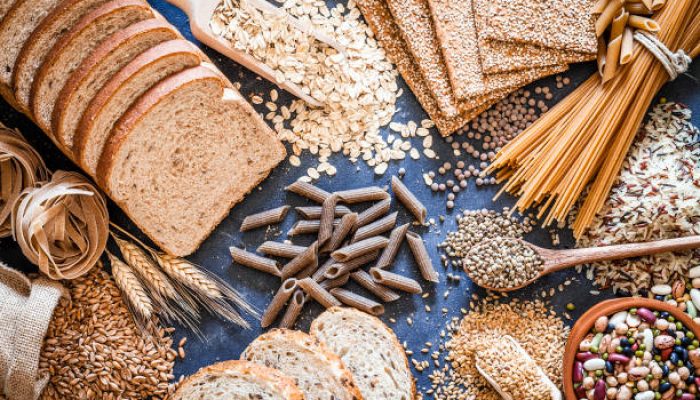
[634,30,692,80]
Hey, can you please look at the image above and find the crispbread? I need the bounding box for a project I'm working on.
[172,360,305,400]
[472,0,598,53]
[311,307,415,400]
[480,40,594,74]
[242,329,363,400]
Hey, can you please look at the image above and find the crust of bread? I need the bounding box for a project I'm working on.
[51,17,177,152]
[310,307,417,400]
[29,0,151,133]
[173,360,305,400]
[73,39,202,171]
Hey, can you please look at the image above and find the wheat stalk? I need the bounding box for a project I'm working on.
[113,236,179,301]
[108,252,154,322]
[153,253,223,298]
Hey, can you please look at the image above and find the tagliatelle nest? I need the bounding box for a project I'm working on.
[0,125,48,237]
[12,170,108,280]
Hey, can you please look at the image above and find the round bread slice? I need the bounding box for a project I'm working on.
[74,39,202,176]
[12,0,112,114]
[96,66,286,256]
[172,360,305,400]
[30,0,152,135]
[52,18,179,155]
[310,307,416,400]
[241,329,363,400]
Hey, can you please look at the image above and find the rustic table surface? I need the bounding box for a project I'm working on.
[1,0,698,395]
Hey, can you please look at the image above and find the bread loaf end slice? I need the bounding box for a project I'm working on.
[97,66,286,256]
[311,307,416,400]
[13,0,112,114]
[52,18,178,155]
[30,0,152,134]
[74,39,202,176]
[172,360,305,400]
[242,329,363,400]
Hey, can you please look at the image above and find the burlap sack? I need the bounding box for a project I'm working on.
[0,263,64,400]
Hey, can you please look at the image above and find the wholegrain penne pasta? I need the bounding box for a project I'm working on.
[597,36,607,77]
[319,274,350,290]
[370,268,422,294]
[312,258,336,282]
[285,181,331,203]
[639,0,653,9]
[356,198,391,227]
[650,0,665,10]
[595,0,623,36]
[405,232,439,282]
[336,186,389,204]
[332,236,389,262]
[298,278,341,308]
[296,261,319,279]
[240,205,291,232]
[391,176,427,224]
[624,2,652,14]
[620,28,634,64]
[375,223,409,269]
[321,212,358,253]
[602,10,627,82]
[592,0,609,14]
[280,241,319,279]
[323,251,380,279]
[330,288,385,316]
[628,15,660,32]
[261,278,298,328]
[350,270,401,302]
[278,290,306,328]
[318,194,339,246]
[288,219,341,236]
[230,247,281,277]
[352,212,398,242]
[295,205,352,219]
[257,241,306,258]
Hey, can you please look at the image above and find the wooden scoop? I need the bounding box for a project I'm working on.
[166,0,343,107]
[475,336,562,400]
[469,235,700,292]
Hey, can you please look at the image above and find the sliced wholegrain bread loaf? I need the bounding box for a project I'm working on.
[96,66,286,256]
[30,0,152,134]
[74,39,202,176]
[172,360,305,400]
[0,0,18,22]
[52,18,179,154]
[310,307,415,400]
[12,0,112,113]
[242,329,363,400]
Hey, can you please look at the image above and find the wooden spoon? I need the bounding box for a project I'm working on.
[468,235,700,292]
[166,0,342,107]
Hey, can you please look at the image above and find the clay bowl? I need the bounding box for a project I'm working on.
[563,297,700,399]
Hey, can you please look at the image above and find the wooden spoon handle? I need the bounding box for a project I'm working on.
[547,235,700,271]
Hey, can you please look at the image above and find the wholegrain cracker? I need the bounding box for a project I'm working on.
[481,40,595,74]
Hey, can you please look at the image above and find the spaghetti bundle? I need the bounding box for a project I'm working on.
[487,0,699,239]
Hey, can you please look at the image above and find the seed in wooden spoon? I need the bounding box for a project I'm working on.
[463,238,544,289]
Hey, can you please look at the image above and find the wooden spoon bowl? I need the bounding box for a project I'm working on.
[563,298,700,400]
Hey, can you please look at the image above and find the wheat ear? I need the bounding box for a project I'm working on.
[114,236,180,301]
[108,252,154,322]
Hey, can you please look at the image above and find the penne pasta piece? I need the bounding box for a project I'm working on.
[592,0,609,14]
[288,219,341,236]
[261,278,298,328]
[330,288,385,316]
[355,198,391,227]
[369,268,422,294]
[295,205,352,219]
[240,205,291,232]
[405,232,439,282]
[323,251,380,279]
[230,247,281,276]
[624,3,652,15]
[350,270,401,302]
[296,261,319,279]
[628,15,660,32]
[595,0,623,36]
[298,278,341,308]
[375,223,410,269]
[603,10,628,82]
[318,194,339,246]
[319,274,350,291]
[332,236,389,262]
[280,241,319,279]
[597,36,607,77]
[321,212,358,253]
[352,212,398,242]
[257,241,306,259]
[285,181,331,203]
[639,0,653,10]
[336,186,389,204]
[620,28,635,65]
[278,290,306,328]
[650,0,665,11]
[391,176,427,224]
[312,257,337,282]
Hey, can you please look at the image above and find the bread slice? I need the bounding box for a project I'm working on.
[172,360,305,400]
[52,18,178,154]
[242,329,363,400]
[12,0,112,114]
[310,307,415,400]
[30,0,152,134]
[96,66,286,256]
[74,39,202,176]
[0,0,18,22]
